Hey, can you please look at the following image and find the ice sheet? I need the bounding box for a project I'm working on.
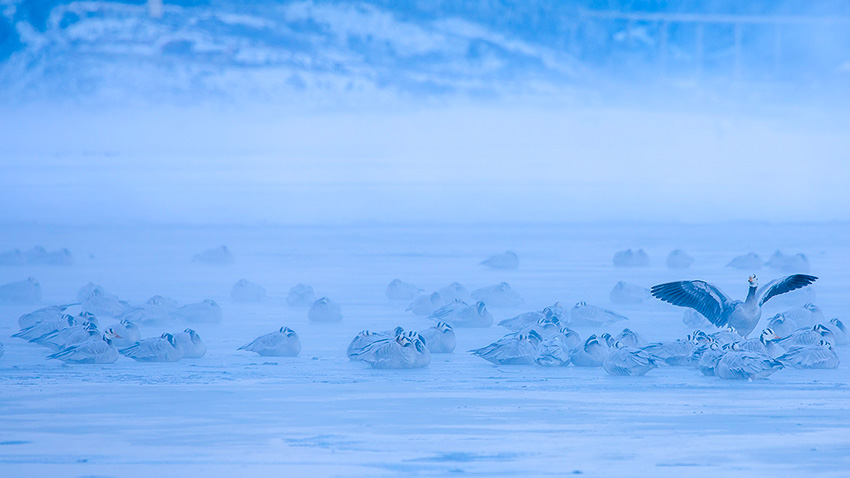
[0,222,848,477]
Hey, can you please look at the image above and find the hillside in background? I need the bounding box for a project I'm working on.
[1,0,849,105]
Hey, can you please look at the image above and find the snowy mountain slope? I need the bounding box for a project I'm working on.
[0,1,585,102]
[1,1,848,104]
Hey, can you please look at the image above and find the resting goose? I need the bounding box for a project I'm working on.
[470,331,541,365]
[239,327,301,357]
[776,340,839,369]
[714,344,783,380]
[47,331,120,364]
[362,333,431,369]
[418,322,456,353]
[603,342,658,376]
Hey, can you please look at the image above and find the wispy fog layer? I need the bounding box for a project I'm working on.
[1,1,848,225]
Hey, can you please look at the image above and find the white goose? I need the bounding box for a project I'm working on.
[569,302,628,327]
[171,299,223,324]
[238,327,301,357]
[438,282,471,303]
[641,339,694,366]
[286,283,316,307]
[347,329,398,360]
[767,313,799,338]
[826,318,848,346]
[47,331,120,364]
[535,328,581,367]
[776,324,834,348]
[570,334,610,367]
[18,304,74,329]
[428,300,493,328]
[698,342,725,376]
[651,274,817,337]
[385,279,422,301]
[14,314,76,342]
[714,344,783,380]
[470,331,541,365]
[776,340,839,369]
[613,328,646,348]
[32,321,99,351]
[780,304,824,328]
[418,322,456,353]
[500,303,565,331]
[108,319,142,349]
[603,342,658,376]
[308,297,343,322]
[174,328,206,358]
[362,333,431,369]
[120,333,184,362]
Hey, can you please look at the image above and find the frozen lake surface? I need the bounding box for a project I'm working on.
[1,222,849,477]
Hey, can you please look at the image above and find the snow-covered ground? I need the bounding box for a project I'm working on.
[1,222,848,477]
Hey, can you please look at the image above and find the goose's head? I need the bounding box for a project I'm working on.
[537,314,559,329]
[584,334,601,352]
[760,328,779,342]
[689,330,709,343]
[543,304,563,319]
[436,322,453,333]
[748,275,758,288]
[104,327,122,339]
[559,326,578,335]
[407,331,427,351]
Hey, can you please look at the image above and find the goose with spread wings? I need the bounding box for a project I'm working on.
[650,274,817,338]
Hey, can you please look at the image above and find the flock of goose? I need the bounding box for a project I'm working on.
[0,249,843,381]
[350,275,844,378]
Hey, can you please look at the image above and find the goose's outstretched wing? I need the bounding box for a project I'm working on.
[758,274,818,306]
[650,280,732,327]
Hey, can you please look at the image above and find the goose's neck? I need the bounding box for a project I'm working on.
[745,285,758,306]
